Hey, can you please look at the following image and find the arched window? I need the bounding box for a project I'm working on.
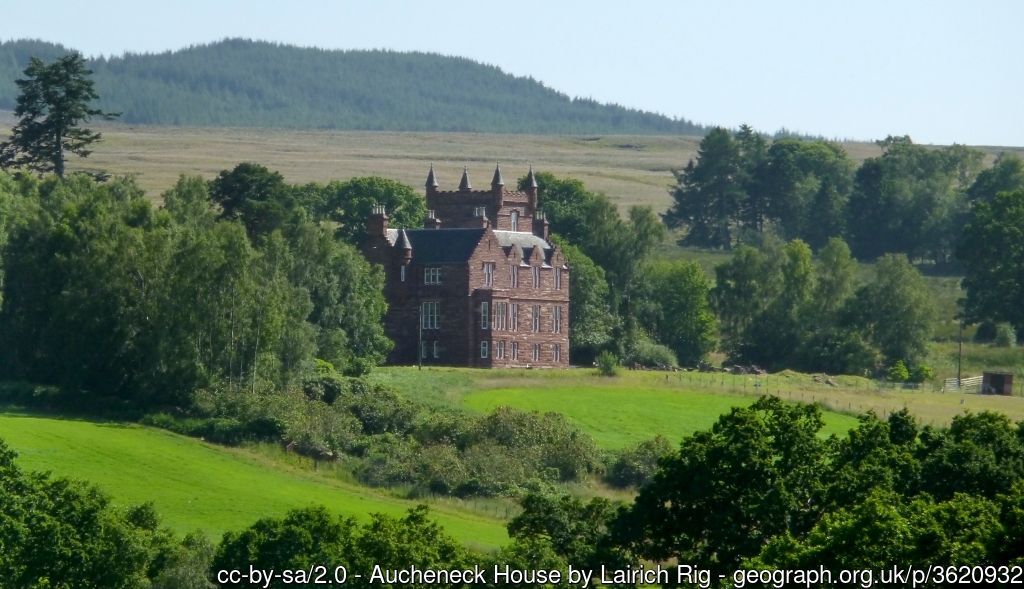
[511,210,519,231]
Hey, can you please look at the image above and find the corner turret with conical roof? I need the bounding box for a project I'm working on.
[458,166,472,191]
[425,164,439,196]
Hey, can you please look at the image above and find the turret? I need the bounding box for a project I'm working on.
[425,164,439,196]
[491,162,505,207]
[395,228,412,264]
[459,166,472,191]
[525,164,539,211]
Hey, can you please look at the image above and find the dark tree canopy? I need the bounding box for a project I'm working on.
[0,52,117,178]
[958,189,1024,334]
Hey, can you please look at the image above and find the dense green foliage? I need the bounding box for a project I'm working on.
[0,170,391,406]
[0,52,117,177]
[0,39,704,134]
[713,237,934,372]
[0,438,211,588]
[666,128,1002,266]
[616,399,1024,576]
[958,189,1024,335]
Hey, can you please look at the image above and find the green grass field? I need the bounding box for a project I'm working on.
[0,412,507,549]
[374,366,1024,438]
[462,384,860,449]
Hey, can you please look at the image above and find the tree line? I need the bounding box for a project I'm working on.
[0,167,426,408]
[666,126,1024,265]
[0,39,705,134]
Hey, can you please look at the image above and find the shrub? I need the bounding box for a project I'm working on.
[596,351,618,377]
[624,340,678,369]
[908,364,934,384]
[605,435,674,488]
[887,360,910,382]
[995,323,1017,347]
[974,321,997,343]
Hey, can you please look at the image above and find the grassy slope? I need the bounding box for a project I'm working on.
[0,412,507,549]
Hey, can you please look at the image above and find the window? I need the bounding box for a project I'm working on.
[496,340,505,359]
[400,266,406,282]
[532,266,540,288]
[509,265,518,288]
[532,343,541,362]
[555,268,562,290]
[511,210,519,231]
[481,302,490,330]
[553,344,562,362]
[480,340,489,359]
[424,267,441,285]
[531,305,541,332]
[433,340,440,359]
[421,301,439,330]
[554,306,562,334]
[495,302,508,330]
[421,341,428,359]
[511,341,519,360]
[510,304,519,331]
[483,262,495,287]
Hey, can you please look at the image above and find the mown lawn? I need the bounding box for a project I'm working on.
[0,413,507,549]
[462,383,861,449]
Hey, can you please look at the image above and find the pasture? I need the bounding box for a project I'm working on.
[371,366,1024,441]
[0,412,507,549]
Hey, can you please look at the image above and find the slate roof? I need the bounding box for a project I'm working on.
[385,228,554,265]
[386,228,486,264]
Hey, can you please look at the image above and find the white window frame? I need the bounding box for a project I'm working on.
[532,266,540,288]
[483,262,495,287]
[511,210,519,231]
[531,305,541,332]
[496,340,505,359]
[421,341,428,359]
[532,343,541,362]
[494,302,507,330]
[400,265,406,282]
[510,265,518,288]
[433,340,440,359]
[481,302,490,330]
[424,267,441,285]
[554,306,562,334]
[553,344,562,362]
[510,304,519,332]
[555,267,562,290]
[480,340,489,359]
[421,301,439,330]
[511,341,519,360]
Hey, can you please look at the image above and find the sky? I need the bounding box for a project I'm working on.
[2,0,1021,146]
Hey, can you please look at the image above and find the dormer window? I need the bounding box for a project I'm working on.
[483,262,495,287]
[424,267,441,284]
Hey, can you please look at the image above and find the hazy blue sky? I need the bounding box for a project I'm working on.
[3,0,1021,145]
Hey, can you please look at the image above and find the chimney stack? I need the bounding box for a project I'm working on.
[367,204,388,237]
[474,205,490,228]
[424,210,442,229]
[533,209,549,240]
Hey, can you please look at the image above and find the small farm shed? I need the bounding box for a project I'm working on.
[982,372,1014,395]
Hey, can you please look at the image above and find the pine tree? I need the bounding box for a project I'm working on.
[0,53,118,178]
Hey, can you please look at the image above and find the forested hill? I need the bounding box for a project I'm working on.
[0,38,705,134]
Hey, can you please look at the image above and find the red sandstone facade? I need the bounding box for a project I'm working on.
[363,165,570,368]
